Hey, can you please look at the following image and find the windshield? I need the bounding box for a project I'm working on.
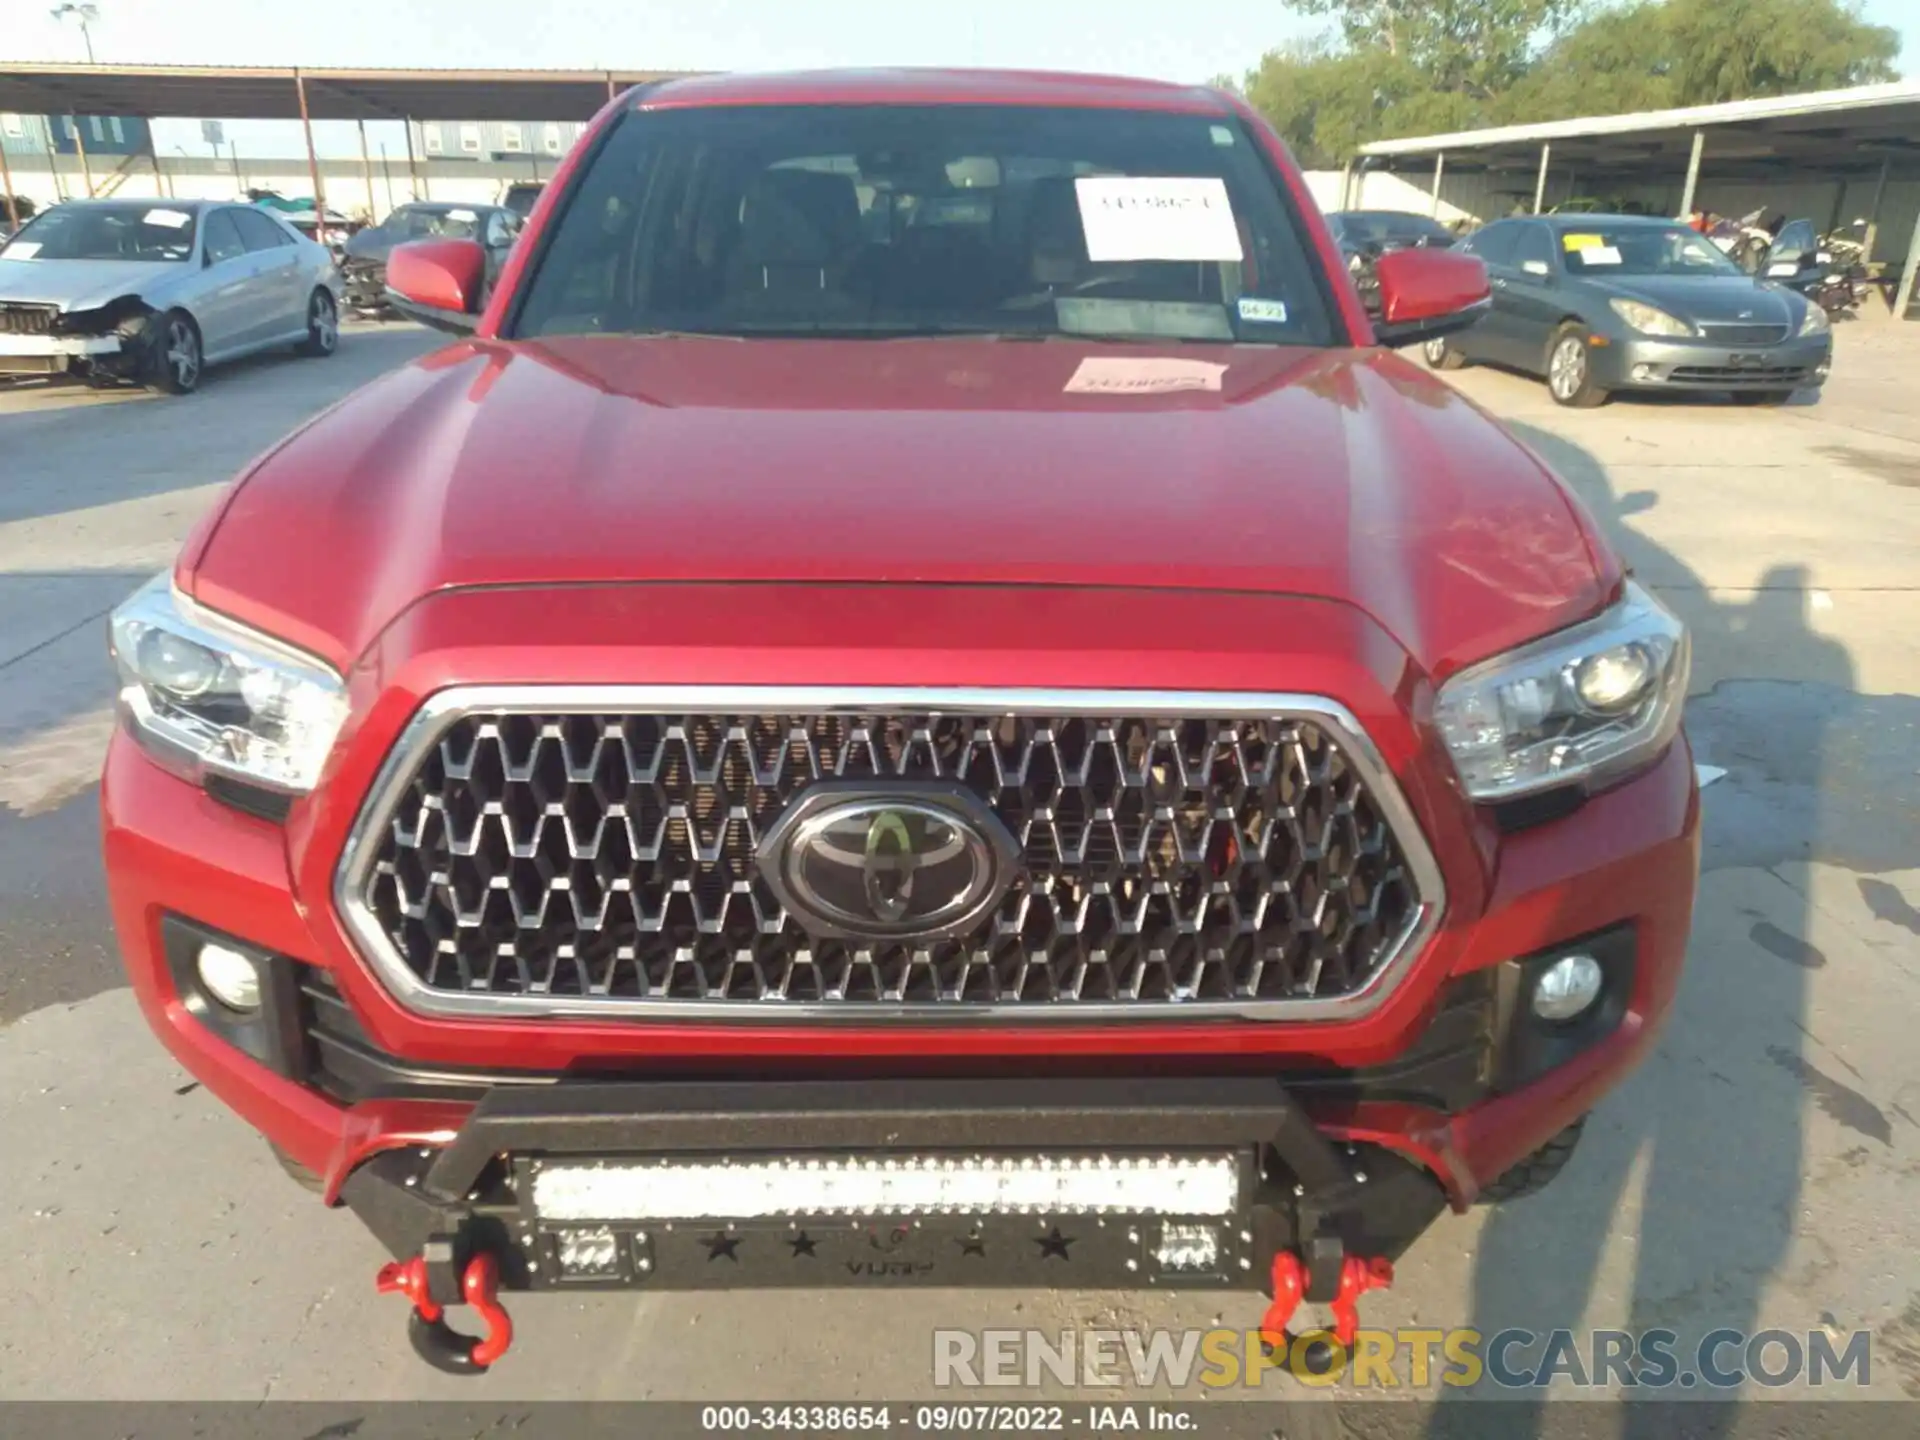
[1559,224,1741,278]
[387,207,483,240]
[511,104,1337,346]
[0,203,197,262]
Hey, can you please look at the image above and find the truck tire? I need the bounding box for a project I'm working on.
[271,1142,326,1194]
[1476,1118,1586,1204]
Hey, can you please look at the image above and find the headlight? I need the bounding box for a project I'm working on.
[1607,298,1692,337]
[108,573,348,793]
[1433,581,1689,802]
[1798,303,1830,336]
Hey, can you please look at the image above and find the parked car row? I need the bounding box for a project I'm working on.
[0,198,341,393]
[1332,207,1834,407]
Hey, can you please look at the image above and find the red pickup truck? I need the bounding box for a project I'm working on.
[101,67,1697,1375]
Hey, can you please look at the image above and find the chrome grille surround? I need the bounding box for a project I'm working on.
[334,687,1446,1022]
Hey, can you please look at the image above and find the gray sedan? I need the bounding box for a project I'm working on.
[1424,213,1833,408]
[0,198,343,394]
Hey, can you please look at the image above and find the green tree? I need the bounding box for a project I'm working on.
[1237,0,1903,163]
[1508,0,1900,121]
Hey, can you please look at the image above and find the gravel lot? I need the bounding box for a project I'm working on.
[1,319,1916,1416]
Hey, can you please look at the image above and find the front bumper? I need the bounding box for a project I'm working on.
[0,331,122,374]
[342,265,388,310]
[340,1076,1451,1295]
[1595,332,1832,391]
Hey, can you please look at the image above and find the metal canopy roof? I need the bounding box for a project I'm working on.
[0,62,699,122]
[1357,80,1920,180]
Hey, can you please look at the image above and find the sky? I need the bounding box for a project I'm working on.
[5,0,1917,160]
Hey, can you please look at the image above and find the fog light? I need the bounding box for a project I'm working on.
[1154,1222,1221,1272]
[1532,953,1604,1021]
[195,942,261,1012]
[1631,363,1655,381]
[555,1225,621,1277]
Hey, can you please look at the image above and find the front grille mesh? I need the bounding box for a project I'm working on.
[0,303,57,337]
[1697,322,1791,345]
[356,709,1424,1012]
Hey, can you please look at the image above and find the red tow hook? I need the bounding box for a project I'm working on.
[376,1251,514,1375]
[1259,1252,1394,1371]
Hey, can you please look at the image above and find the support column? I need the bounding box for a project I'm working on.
[145,121,169,197]
[1337,159,1354,210]
[0,139,19,230]
[357,119,377,219]
[1678,129,1705,219]
[1896,207,1920,321]
[606,71,617,101]
[295,70,327,216]
[1531,142,1551,214]
[1428,152,1446,218]
[1863,156,1890,261]
[71,114,95,196]
[380,144,395,212]
[404,117,427,200]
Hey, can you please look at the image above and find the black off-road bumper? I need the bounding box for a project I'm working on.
[339,1075,1448,1298]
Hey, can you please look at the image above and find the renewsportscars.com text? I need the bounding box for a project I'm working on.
[932,1327,1872,1391]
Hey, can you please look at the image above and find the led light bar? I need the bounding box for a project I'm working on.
[531,1154,1240,1222]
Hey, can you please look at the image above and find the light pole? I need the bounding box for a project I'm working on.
[51,2,99,62]
[51,4,101,196]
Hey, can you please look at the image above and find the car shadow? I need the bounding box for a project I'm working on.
[0,324,442,528]
[1418,420,1861,1430]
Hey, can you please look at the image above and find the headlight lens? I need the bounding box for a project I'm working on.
[1798,302,1830,336]
[108,573,348,792]
[1434,581,1690,802]
[1608,298,1692,337]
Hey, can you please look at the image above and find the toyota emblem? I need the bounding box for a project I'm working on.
[757,784,1019,941]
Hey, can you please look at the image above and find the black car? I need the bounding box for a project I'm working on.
[1326,210,1457,313]
[1424,213,1832,408]
[341,202,521,317]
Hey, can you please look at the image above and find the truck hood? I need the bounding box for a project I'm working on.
[186,336,1616,678]
[0,257,179,311]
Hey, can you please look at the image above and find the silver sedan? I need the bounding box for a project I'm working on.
[0,198,343,394]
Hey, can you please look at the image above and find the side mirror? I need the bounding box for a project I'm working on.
[386,238,487,334]
[1370,248,1492,348]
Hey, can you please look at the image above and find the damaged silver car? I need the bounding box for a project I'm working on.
[0,198,342,394]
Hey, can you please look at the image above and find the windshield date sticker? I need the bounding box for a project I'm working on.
[144,208,193,229]
[3,242,40,258]
[1065,356,1227,395]
[1237,297,1289,324]
[1075,177,1243,263]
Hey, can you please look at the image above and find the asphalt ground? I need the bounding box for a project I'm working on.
[0,319,1916,1426]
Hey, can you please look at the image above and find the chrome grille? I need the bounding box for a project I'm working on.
[0,303,58,337]
[1698,322,1790,345]
[340,689,1440,1020]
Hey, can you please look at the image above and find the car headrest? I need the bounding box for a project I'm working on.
[734,169,862,268]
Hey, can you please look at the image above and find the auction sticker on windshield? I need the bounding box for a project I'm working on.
[145,209,193,229]
[1075,176,1243,263]
[3,242,40,258]
[1562,233,1605,251]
